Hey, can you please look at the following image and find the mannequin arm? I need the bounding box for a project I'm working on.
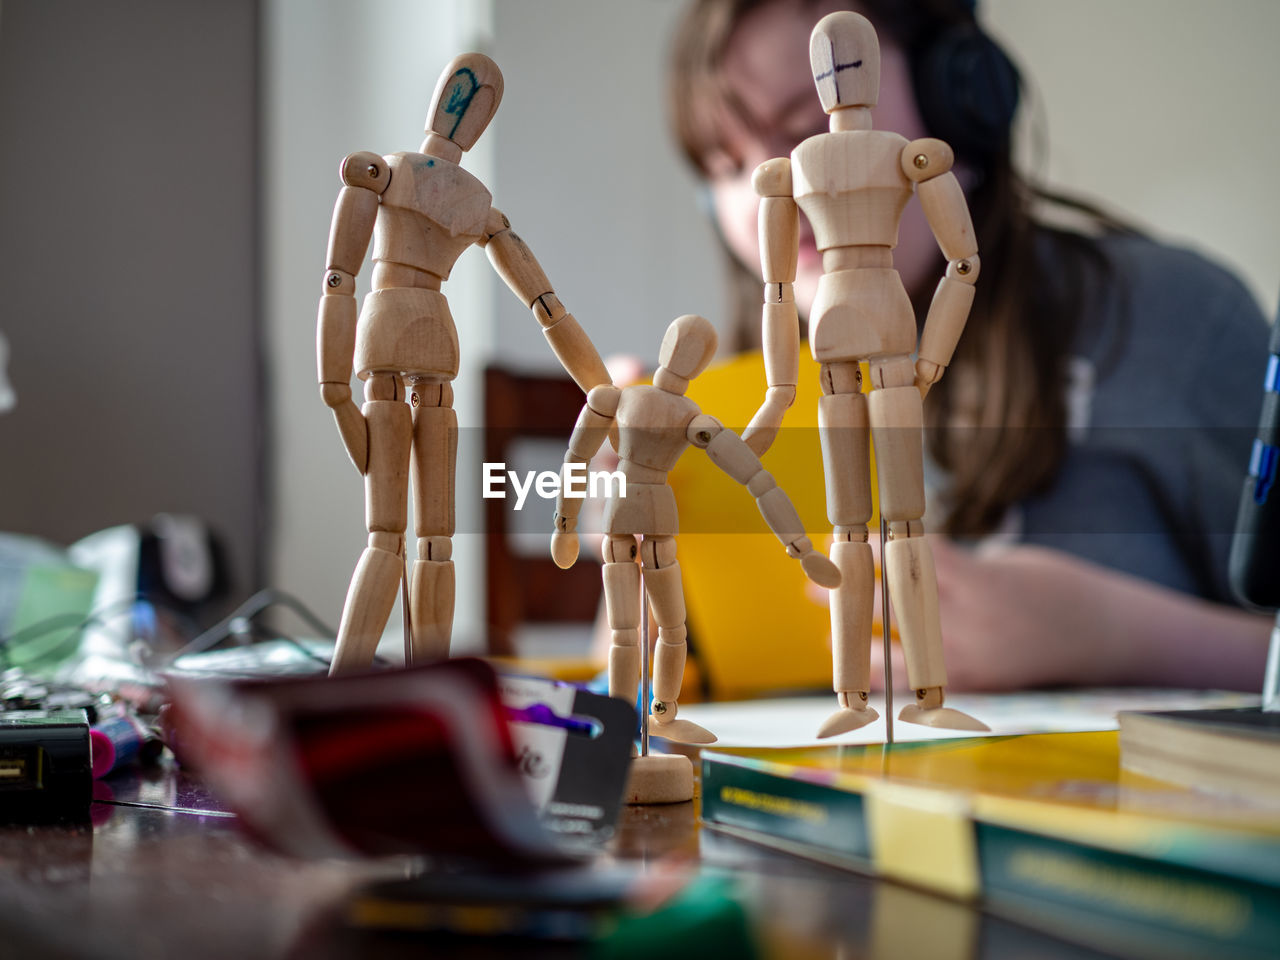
[316,152,389,473]
[902,139,979,397]
[743,158,800,456]
[482,207,611,395]
[689,414,839,588]
[551,385,620,569]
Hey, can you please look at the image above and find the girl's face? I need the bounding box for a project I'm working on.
[703,0,940,316]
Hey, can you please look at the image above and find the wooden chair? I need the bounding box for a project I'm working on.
[482,366,602,658]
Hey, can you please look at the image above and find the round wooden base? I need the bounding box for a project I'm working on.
[624,753,694,805]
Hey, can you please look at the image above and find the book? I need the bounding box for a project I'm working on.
[700,731,1280,960]
[1120,707,1280,805]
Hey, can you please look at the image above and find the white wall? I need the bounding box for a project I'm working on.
[486,0,726,367]
[985,0,1280,317]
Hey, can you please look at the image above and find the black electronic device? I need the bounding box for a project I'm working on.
[1229,317,1280,608]
[1229,308,1280,711]
[0,708,93,821]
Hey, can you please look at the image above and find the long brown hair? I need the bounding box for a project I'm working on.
[669,0,1133,537]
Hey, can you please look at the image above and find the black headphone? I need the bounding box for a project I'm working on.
[909,3,1021,169]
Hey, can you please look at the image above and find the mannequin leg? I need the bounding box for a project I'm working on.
[616,530,697,803]
[868,363,986,731]
[602,535,642,705]
[330,374,410,676]
[641,536,714,745]
[408,381,456,663]
[816,361,879,736]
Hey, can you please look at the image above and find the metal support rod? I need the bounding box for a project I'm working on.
[640,545,651,757]
[880,516,894,745]
[402,553,413,666]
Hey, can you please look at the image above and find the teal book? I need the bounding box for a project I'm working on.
[700,731,1280,960]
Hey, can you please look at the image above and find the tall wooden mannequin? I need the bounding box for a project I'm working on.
[743,13,987,735]
[318,54,610,675]
[552,315,841,786]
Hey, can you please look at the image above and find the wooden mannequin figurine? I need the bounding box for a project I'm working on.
[318,53,610,675]
[742,12,988,735]
[551,315,841,781]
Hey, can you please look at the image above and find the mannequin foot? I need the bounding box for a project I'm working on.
[650,701,716,744]
[649,715,717,744]
[816,691,878,738]
[898,704,989,730]
[817,706,879,738]
[898,687,988,731]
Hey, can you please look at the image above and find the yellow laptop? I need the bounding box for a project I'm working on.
[669,349,880,700]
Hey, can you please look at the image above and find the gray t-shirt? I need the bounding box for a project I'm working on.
[1010,233,1268,603]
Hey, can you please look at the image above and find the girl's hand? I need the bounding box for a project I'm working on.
[867,537,1110,691]
[862,536,1269,692]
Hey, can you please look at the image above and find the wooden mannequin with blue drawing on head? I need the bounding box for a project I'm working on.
[317,53,611,675]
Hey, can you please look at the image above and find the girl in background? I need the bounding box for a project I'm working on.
[665,0,1271,691]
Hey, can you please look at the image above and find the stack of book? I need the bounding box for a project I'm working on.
[1119,706,1280,804]
[700,731,1280,960]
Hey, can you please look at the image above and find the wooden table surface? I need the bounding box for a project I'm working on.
[0,762,1123,960]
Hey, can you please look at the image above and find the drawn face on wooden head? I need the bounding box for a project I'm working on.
[426,53,504,152]
[809,11,880,113]
[658,315,719,381]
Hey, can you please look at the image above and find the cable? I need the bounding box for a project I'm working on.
[0,588,338,673]
[165,588,337,663]
[95,797,236,818]
[0,594,201,669]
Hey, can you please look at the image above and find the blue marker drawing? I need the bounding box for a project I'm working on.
[442,68,479,139]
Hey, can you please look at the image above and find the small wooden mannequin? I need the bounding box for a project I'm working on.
[318,54,610,675]
[552,315,841,801]
[743,12,987,735]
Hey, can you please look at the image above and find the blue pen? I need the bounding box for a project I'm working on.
[504,702,600,738]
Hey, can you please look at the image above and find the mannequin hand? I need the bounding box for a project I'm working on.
[550,531,580,569]
[320,382,352,408]
[319,382,368,473]
[914,359,943,398]
[742,385,796,456]
[800,550,841,589]
[788,536,841,589]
